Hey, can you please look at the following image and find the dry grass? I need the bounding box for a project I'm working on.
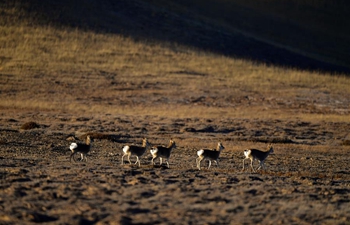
[342,140,350,146]
[2,24,349,86]
[0,1,349,123]
[163,0,350,68]
[2,25,348,86]
[79,132,120,141]
[1,96,349,123]
[1,3,350,223]
[20,121,40,130]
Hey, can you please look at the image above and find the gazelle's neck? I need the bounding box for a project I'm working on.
[268,146,273,153]
[142,139,149,148]
[86,136,91,145]
[167,141,175,148]
[216,143,224,151]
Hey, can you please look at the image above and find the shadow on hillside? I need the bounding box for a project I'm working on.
[5,0,350,74]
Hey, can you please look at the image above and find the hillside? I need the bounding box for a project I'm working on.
[1,0,350,74]
[1,1,350,224]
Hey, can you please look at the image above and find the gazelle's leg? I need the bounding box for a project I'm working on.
[166,159,170,168]
[257,160,265,171]
[70,152,77,163]
[134,156,139,165]
[121,153,127,164]
[127,154,131,164]
[84,154,88,162]
[208,160,212,169]
[196,157,202,170]
[136,156,140,167]
[215,160,219,167]
[250,158,256,172]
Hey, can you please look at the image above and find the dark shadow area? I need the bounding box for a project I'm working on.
[2,0,350,74]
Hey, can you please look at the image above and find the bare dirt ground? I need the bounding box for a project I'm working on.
[1,94,350,224]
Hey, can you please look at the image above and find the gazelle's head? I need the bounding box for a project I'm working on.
[169,139,176,148]
[217,142,225,151]
[267,144,274,154]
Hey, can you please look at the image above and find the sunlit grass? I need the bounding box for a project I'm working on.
[0,3,349,123]
[1,97,349,123]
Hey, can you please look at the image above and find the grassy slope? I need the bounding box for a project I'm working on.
[173,0,350,69]
[0,0,349,122]
[1,0,350,72]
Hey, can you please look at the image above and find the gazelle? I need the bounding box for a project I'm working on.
[150,139,176,168]
[122,138,150,167]
[69,135,93,163]
[242,144,274,172]
[196,142,225,170]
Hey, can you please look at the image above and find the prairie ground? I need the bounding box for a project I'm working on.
[1,82,350,224]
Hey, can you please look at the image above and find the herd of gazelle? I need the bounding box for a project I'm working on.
[69,136,274,172]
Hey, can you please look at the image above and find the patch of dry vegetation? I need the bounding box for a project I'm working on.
[1,25,349,122]
[0,0,349,123]
[1,3,350,224]
[160,0,350,69]
[80,132,120,141]
[20,121,40,130]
